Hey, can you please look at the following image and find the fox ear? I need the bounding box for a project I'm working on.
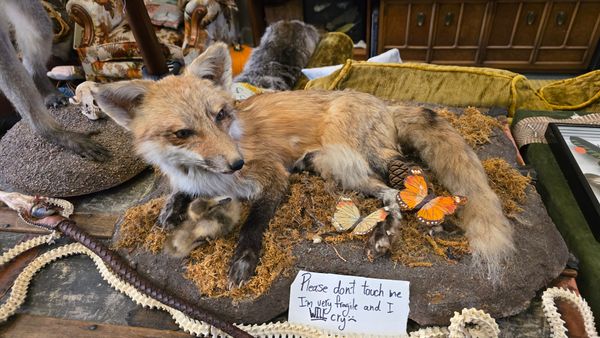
[93,80,152,130]
[185,42,232,90]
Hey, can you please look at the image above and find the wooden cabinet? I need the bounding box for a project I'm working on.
[377,0,600,72]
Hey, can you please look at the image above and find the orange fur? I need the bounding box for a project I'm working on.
[95,43,514,283]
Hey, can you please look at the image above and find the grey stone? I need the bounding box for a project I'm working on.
[112,110,569,326]
[0,105,147,197]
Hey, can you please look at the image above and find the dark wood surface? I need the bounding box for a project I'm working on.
[0,314,190,338]
[248,0,267,46]
[0,207,117,238]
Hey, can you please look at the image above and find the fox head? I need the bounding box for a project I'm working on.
[94,43,244,177]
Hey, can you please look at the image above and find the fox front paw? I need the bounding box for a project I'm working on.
[157,208,182,231]
[228,248,258,289]
[156,192,191,230]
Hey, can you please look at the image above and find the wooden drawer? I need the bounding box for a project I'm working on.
[377,0,600,72]
[483,0,547,67]
[430,1,490,64]
[378,1,432,61]
[534,1,600,70]
[378,0,491,63]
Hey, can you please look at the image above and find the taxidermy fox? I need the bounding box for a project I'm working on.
[95,43,514,286]
[164,196,241,258]
[0,0,107,160]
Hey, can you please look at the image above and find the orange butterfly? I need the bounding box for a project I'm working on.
[331,197,389,235]
[396,167,467,226]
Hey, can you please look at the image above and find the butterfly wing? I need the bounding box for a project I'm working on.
[352,207,390,235]
[416,196,460,226]
[331,197,361,231]
[398,174,428,210]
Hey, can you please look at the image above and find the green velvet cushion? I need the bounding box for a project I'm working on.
[305,61,550,116]
[293,32,354,90]
[514,110,600,327]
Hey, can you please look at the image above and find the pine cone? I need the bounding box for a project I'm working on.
[388,159,411,189]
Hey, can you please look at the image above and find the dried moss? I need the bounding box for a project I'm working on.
[483,157,531,215]
[438,107,501,147]
[388,213,469,267]
[114,197,166,254]
[115,109,530,300]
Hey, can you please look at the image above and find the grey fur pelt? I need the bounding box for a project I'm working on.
[234,20,319,90]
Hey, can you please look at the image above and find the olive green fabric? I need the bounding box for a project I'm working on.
[305,61,600,116]
[293,32,354,90]
[514,110,600,327]
[537,70,600,112]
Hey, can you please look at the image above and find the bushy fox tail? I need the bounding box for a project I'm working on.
[393,106,514,277]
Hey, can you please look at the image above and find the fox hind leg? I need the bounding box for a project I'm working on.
[308,145,402,256]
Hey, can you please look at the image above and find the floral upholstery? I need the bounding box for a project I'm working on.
[42,0,74,43]
[146,1,183,29]
[67,0,208,82]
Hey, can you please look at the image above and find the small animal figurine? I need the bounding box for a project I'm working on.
[396,167,467,226]
[331,197,389,235]
[164,196,241,258]
[69,81,105,120]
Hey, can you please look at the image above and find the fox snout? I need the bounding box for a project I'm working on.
[229,158,244,171]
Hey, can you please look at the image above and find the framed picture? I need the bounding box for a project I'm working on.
[546,123,600,241]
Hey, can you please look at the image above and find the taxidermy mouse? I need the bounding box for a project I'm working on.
[164,196,241,258]
[0,0,108,160]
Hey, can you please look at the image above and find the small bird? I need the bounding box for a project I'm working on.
[164,196,241,258]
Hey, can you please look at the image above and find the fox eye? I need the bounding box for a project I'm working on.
[174,129,195,139]
[216,109,228,122]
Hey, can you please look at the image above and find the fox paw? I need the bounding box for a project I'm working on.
[228,248,258,289]
[382,189,402,220]
[156,193,191,230]
[157,210,180,231]
[367,222,391,258]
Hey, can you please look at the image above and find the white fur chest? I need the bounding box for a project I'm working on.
[167,166,261,200]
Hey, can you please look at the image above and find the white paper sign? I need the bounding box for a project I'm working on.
[288,270,410,336]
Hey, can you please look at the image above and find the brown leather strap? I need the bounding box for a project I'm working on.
[26,214,251,338]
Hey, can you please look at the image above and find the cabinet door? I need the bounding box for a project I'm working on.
[535,1,600,70]
[483,1,548,67]
[379,0,433,61]
[431,1,490,64]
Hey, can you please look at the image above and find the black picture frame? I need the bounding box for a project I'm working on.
[546,123,600,241]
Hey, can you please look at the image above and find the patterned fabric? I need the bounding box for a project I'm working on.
[67,0,125,45]
[42,0,73,43]
[67,0,208,81]
[145,3,183,29]
[77,40,183,81]
[109,21,183,46]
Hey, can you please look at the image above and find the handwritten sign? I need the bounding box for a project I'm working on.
[288,270,410,336]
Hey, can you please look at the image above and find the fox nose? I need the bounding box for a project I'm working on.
[229,158,244,171]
